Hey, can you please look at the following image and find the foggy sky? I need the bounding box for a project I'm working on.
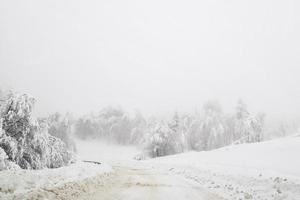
[0,0,299,118]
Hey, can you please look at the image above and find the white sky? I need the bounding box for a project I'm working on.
[0,0,299,118]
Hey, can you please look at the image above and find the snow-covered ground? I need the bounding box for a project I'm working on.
[152,134,300,179]
[74,135,300,200]
[1,136,299,200]
[0,162,112,200]
[146,134,300,200]
[0,139,138,200]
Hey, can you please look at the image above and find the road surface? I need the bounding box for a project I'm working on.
[78,164,223,200]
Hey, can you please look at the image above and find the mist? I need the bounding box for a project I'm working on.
[1,1,300,199]
[1,0,299,119]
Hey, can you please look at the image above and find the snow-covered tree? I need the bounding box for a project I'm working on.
[0,93,75,170]
[184,101,226,151]
[144,118,183,157]
[199,101,225,150]
[110,114,132,144]
[186,117,202,150]
[129,110,147,145]
[234,100,263,144]
[223,114,236,145]
[47,112,76,152]
[73,107,148,145]
[0,118,19,170]
[74,116,98,140]
[168,112,186,152]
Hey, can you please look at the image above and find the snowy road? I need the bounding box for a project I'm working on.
[82,165,223,200]
[72,137,300,200]
[72,161,300,200]
[73,141,223,200]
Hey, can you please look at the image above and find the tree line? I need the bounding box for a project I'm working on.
[1,88,298,169]
[70,100,265,157]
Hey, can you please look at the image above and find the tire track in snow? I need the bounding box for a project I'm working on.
[84,165,224,200]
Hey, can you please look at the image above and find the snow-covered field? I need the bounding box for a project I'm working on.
[147,134,300,199]
[152,134,300,179]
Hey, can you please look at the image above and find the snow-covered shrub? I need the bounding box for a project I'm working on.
[0,147,8,170]
[0,93,75,170]
[0,147,19,170]
[47,113,77,152]
[46,135,75,168]
[144,121,182,158]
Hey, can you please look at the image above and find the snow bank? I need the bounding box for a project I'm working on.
[151,134,300,179]
[0,161,112,200]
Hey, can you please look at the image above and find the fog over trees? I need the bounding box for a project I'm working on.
[0,1,299,199]
[1,86,299,171]
[68,97,288,158]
